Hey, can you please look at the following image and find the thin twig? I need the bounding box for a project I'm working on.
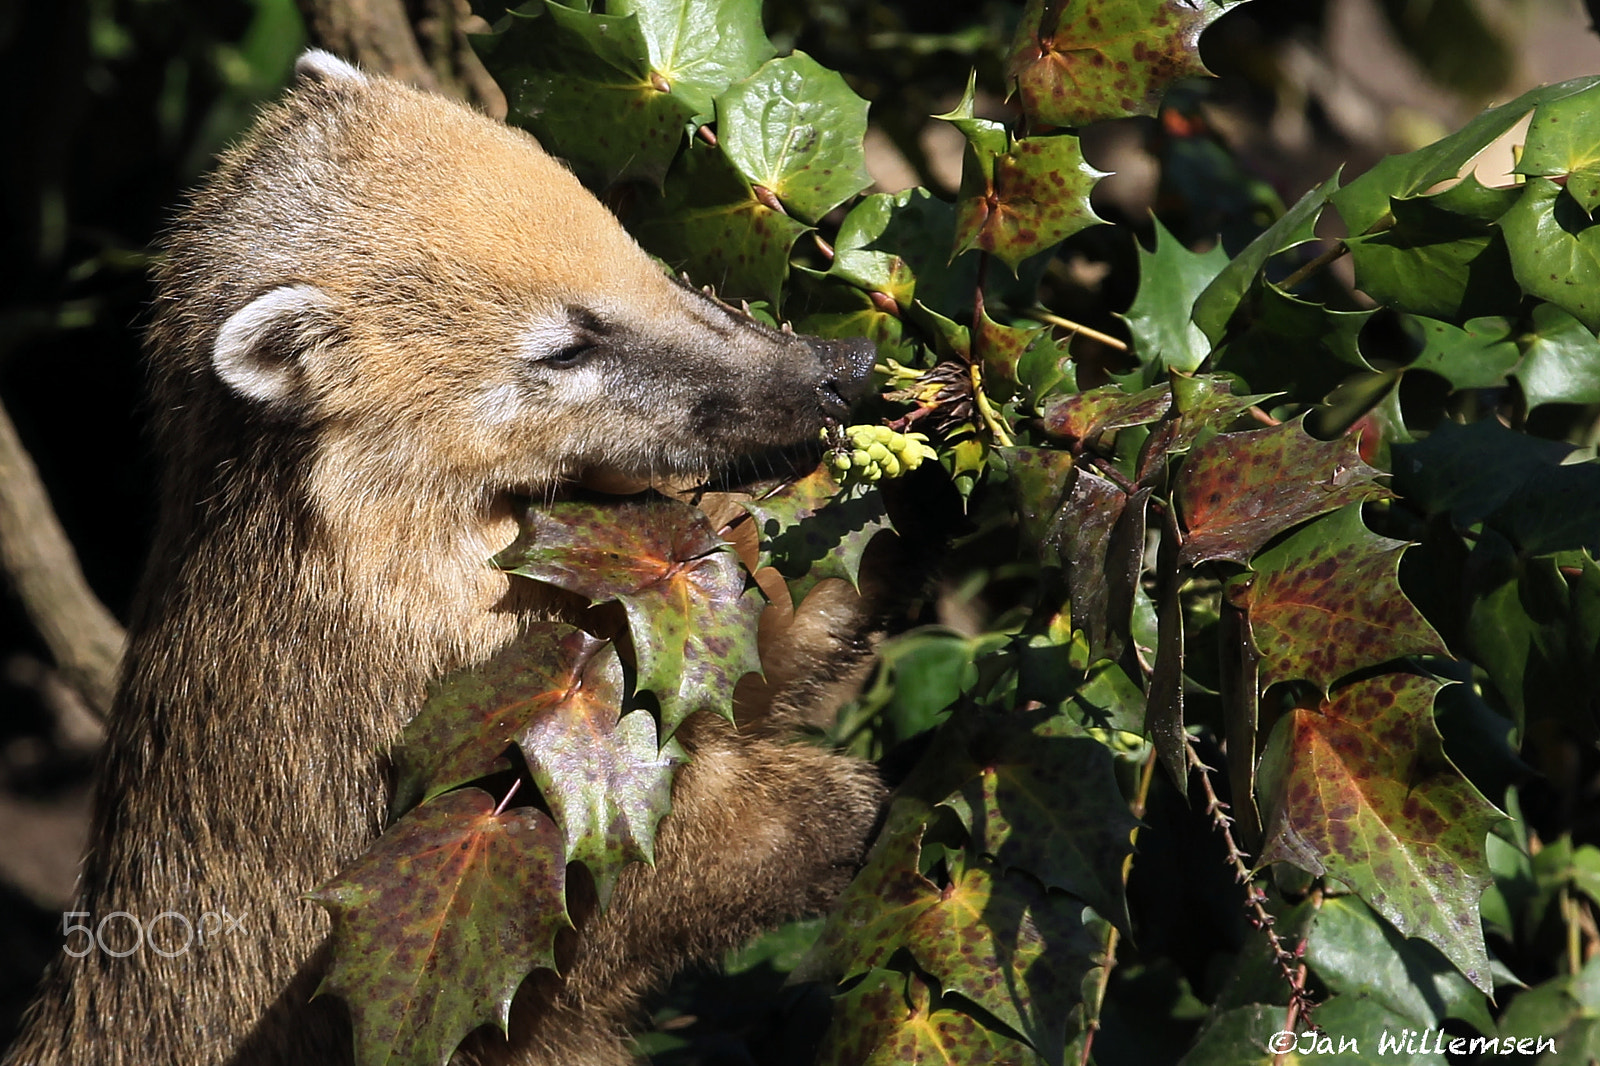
[0,400,123,718]
[1022,308,1129,352]
[1186,739,1317,1033]
[1277,242,1349,293]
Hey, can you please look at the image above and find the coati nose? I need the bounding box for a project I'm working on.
[807,336,878,419]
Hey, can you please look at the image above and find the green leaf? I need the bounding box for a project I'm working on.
[739,468,894,606]
[483,3,686,187]
[494,496,764,735]
[1332,76,1600,235]
[311,790,569,1066]
[614,0,775,119]
[828,189,979,317]
[1515,81,1600,213]
[1406,315,1521,391]
[632,140,809,306]
[818,970,1044,1066]
[1004,0,1246,127]
[1122,219,1231,374]
[931,69,1009,157]
[1498,955,1600,1061]
[717,52,872,223]
[1175,417,1388,567]
[1517,301,1600,409]
[953,132,1107,271]
[974,311,1045,390]
[1192,174,1339,344]
[1502,177,1600,332]
[1343,184,1520,321]
[1307,895,1495,1034]
[938,728,1138,931]
[1209,280,1375,403]
[1392,417,1576,527]
[814,826,1102,1061]
[1256,673,1504,992]
[392,623,620,813]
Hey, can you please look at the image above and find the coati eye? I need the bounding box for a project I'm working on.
[542,342,595,368]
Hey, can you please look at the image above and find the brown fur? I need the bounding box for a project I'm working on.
[5,52,886,1066]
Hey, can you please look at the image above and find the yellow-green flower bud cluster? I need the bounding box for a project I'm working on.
[823,425,937,482]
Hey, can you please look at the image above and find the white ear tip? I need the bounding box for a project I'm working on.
[213,285,332,405]
[295,49,365,85]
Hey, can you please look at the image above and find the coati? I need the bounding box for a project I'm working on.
[5,50,889,1065]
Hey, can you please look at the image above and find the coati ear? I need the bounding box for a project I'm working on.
[212,285,338,408]
[294,49,365,86]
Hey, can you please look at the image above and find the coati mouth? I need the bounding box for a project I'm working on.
[573,436,834,498]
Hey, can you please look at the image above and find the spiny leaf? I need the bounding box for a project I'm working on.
[974,310,1045,390]
[1209,280,1376,404]
[483,0,768,188]
[1406,315,1521,392]
[1175,417,1388,568]
[1236,504,1446,691]
[1005,0,1246,128]
[1501,177,1600,332]
[1038,383,1172,446]
[1517,301,1600,410]
[828,188,979,316]
[818,970,1044,1066]
[616,0,775,119]
[1514,80,1600,213]
[494,496,764,736]
[738,468,894,607]
[814,826,1101,1059]
[1192,174,1338,344]
[1135,376,1270,482]
[1331,75,1600,235]
[1343,182,1520,321]
[518,700,682,906]
[391,623,617,814]
[1121,217,1231,374]
[1391,417,1576,528]
[631,140,810,306]
[938,729,1137,931]
[311,790,568,1066]
[1256,673,1505,992]
[717,52,872,223]
[1307,895,1496,1034]
[932,69,1009,157]
[954,133,1107,271]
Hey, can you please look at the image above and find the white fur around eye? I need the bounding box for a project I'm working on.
[212,284,333,405]
[518,317,584,361]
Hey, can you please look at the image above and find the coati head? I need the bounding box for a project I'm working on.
[148,50,875,520]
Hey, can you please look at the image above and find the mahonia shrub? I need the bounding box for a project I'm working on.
[305,1,1600,1063]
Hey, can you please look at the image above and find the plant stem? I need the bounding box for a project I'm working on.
[970,363,1015,447]
[1024,308,1129,351]
[1278,242,1348,292]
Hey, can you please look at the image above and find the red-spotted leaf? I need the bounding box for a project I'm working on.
[1038,383,1172,446]
[494,496,765,736]
[975,310,1046,389]
[814,826,1102,1060]
[310,789,569,1066]
[738,468,894,607]
[517,699,683,906]
[391,624,617,814]
[954,133,1107,270]
[818,970,1044,1066]
[1257,673,1505,992]
[999,445,1078,553]
[1235,504,1447,691]
[1175,417,1389,567]
[939,731,1137,931]
[1005,0,1247,128]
